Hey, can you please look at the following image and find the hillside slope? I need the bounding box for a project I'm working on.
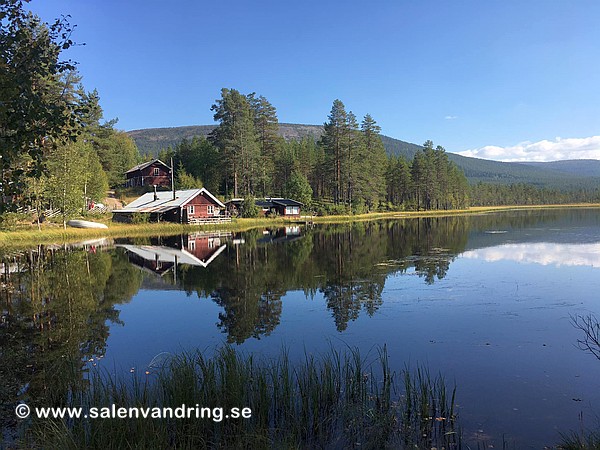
[127,124,600,189]
[517,160,600,178]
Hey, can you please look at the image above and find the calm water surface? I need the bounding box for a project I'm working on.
[2,208,600,448]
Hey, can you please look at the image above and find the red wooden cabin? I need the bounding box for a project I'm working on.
[125,159,172,188]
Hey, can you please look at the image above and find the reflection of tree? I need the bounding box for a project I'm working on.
[414,256,452,285]
[571,314,600,360]
[214,289,283,344]
[170,217,471,338]
[210,239,287,344]
[176,231,315,343]
[322,282,384,331]
[0,248,142,428]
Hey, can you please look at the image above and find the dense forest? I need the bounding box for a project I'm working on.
[158,89,470,214]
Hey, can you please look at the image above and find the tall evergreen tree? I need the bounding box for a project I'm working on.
[247,93,281,196]
[173,137,221,193]
[210,88,259,198]
[320,100,349,205]
[343,111,360,208]
[358,114,387,209]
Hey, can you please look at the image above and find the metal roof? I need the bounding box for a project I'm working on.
[114,188,225,213]
[224,197,303,207]
[117,244,227,268]
[125,159,171,174]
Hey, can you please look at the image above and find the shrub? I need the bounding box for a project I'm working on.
[0,212,29,230]
[131,212,149,224]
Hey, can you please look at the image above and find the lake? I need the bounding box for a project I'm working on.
[2,208,600,448]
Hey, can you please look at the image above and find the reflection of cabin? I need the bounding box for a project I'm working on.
[118,245,177,276]
[225,198,302,217]
[258,226,303,244]
[112,188,230,224]
[125,159,172,188]
[117,235,227,276]
[181,233,228,266]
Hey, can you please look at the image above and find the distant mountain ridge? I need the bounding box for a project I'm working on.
[127,124,600,189]
[517,160,600,178]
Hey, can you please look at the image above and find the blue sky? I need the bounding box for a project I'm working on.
[28,1,600,161]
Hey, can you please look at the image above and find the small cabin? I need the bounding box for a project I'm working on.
[112,188,230,224]
[225,198,303,217]
[125,159,172,188]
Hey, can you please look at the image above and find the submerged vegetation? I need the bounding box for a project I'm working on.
[24,346,459,449]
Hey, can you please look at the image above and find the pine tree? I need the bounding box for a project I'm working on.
[247,93,280,196]
[358,114,387,209]
[320,100,348,205]
[210,89,259,198]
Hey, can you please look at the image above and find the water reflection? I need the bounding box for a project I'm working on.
[2,209,600,445]
[0,246,142,430]
[572,314,600,360]
[118,233,229,278]
[462,242,600,268]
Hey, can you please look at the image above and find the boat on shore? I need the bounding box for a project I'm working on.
[66,219,108,229]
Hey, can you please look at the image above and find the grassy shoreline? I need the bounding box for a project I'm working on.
[2,203,600,248]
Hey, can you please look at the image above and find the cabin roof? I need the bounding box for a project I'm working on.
[225,197,303,208]
[271,198,303,207]
[125,159,171,174]
[115,188,225,214]
[117,244,227,268]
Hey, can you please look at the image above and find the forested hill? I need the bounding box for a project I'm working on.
[128,123,425,158]
[517,160,600,178]
[127,124,600,189]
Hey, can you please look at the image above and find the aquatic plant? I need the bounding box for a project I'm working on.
[559,430,600,450]
[24,345,460,449]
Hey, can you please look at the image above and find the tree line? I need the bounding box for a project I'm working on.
[160,88,599,211]
[158,89,471,214]
[1,1,139,226]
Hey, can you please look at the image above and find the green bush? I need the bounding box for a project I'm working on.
[241,195,260,218]
[131,212,149,224]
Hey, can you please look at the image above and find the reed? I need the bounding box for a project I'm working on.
[559,430,600,450]
[23,345,460,449]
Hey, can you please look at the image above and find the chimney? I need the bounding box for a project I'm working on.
[153,185,158,201]
[171,157,176,200]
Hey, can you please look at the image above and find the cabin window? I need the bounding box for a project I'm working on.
[207,205,214,215]
[153,167,160,176]
[188,240,196,251]
[208,238,215,249]
[188,205,195,215]
[285,206,299,215]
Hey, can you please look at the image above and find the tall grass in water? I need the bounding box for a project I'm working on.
[559,430,600,450]
[25,346,460,449]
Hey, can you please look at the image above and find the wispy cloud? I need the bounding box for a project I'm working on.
[444,115,458,120]
[457,136,600,162]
